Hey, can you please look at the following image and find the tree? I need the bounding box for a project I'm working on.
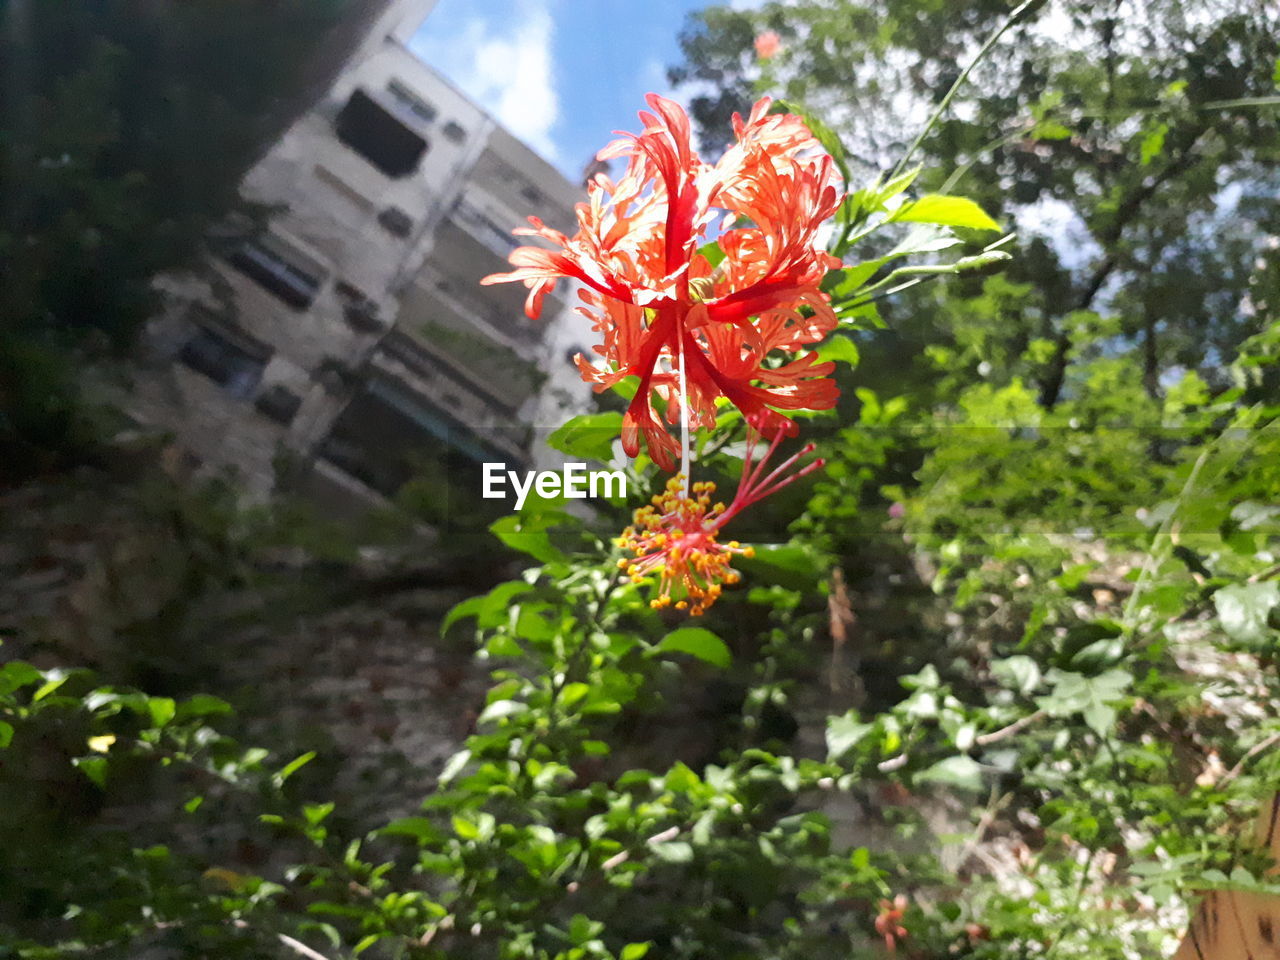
[670,0,1280,407]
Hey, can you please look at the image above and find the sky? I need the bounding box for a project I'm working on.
[409,0,728,179]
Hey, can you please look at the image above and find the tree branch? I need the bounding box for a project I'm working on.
[1038,125,1211,408]
[976,709,1047,746]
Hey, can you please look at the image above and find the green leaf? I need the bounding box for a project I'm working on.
[1139,122,1168,166]
[886,223,962,258]
[439,748,471,785]
[663,762,701,794]
[892,194,1000,231]
[0,721,13,749]
[826,259,888,300]
[0,661,42,696]
[485,633,524,657]
[826,712,872,761]
[736,543,822,591]
[609,375,640,402]
[303,802,334,826]
[815,334,860,368]
[477,699,529,724]
[1032,120,1073,140]
[147,697,175,729]
[1214,582,1280,648]
[73,755,108,788]
[443,580,533,635]
[1069,637,1126,673]
[452,812,494,842]
[915,755,985,792]
[546,412,624,463]
[650,840,694,863]
[653,628,731,669]
[839,301,883,328]
[558,682,590,708]
[176,694,233,721]
[844,166,921,224]
[568,914,604,944]
[32,670,70,701]
[379,817,443,843]
[875,166,921,205]
[836,166,920,235]
[490,514,566,564]
[697,240,726,269]
[1037,668,1132,736]
[621,944,652,960]
[274,751,316,786]
[991,655,1041,695]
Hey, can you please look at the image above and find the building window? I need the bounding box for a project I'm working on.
[335,280,382,332]
[386,80,437,124]
[228,237,323,310]
[378,205,414,238]
[335,89,428,178]
[442,120,466,144]
[254,384,303,425]
[520,184,543,206]
[178,326,268,398]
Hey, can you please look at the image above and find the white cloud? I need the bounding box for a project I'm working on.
[416,1,561,161]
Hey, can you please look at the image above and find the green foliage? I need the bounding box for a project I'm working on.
[5,1,1280,957]
[13,355,1280,955]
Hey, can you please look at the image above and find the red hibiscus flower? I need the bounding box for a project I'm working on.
[754,30,782,59]
[875,894,909,952]
[482,94,843,470]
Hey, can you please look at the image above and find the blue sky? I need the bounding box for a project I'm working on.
[410,0,736,179]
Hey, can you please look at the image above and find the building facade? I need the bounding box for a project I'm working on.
[126,1,591,523]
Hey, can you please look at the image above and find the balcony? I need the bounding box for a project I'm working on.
[316,364,528,503]
[446,196,521,262]
[408,267,538,353]
[427,216,565,328]
[376,328,539,425]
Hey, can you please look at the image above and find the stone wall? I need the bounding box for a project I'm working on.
[0,456,491,829]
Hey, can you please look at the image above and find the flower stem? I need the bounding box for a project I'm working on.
[677,329,692,497]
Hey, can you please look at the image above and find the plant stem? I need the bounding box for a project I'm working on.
[889,0,1046,183]
[677,329,692,496]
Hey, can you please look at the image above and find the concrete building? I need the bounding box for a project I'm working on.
[127,0,591,524]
